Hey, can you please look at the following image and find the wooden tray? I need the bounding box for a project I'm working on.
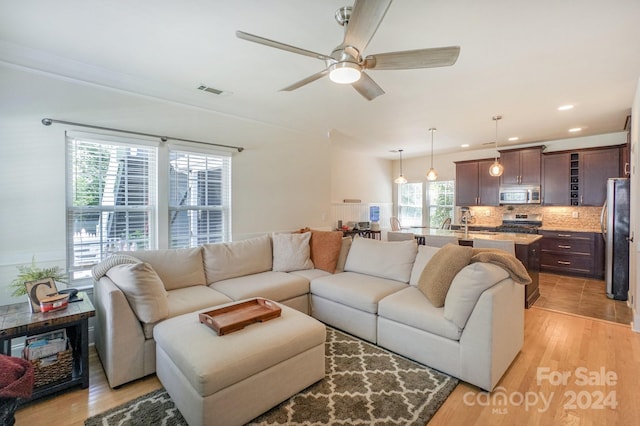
[199,298,282,335]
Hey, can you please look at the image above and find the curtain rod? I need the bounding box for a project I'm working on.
[41,118,244,152]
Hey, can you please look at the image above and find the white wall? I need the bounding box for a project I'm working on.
[630,78,640,332]
[0,65,336,304]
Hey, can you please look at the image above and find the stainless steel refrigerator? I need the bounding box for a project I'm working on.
[600,178,630,300]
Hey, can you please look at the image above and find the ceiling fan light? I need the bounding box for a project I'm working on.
[426,168,438,181]
[489,161,504,177]
[329,62,361,84]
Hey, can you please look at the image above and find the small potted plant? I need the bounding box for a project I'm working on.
[9,257,68,298]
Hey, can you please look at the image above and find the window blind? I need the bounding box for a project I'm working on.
[66,134,157,278]
[169,149,231,248]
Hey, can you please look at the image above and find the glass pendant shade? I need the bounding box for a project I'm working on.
[426,167,437,181]
[489,160,504,177]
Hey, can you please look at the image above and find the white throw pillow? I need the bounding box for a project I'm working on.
[409,245,440,286]
[444,262,510,329]
[105,262,169,324]
[344,237,417,283]
[272,232,314,272]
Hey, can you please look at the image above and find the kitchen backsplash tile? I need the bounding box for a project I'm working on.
[458,205,602,232]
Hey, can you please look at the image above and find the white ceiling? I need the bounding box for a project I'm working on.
[1,0,639,158]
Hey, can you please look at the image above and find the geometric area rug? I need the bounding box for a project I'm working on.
[85,328,458,426]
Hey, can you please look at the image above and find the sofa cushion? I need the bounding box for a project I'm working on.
[417,243,473,307]
[378,286,462,340]
[203,235,273,284]
[409,245,440,286]
[127,247,206,291]
[289,268,332,281]
[167,286,233,319]
[310,272,407,314]
[210,271,310,303]
[309,230,344,273]
[272,232,314,272]
[105,262,169,324]
[335,237,352,273]
[444,262,510,329]
[344,237,417,283]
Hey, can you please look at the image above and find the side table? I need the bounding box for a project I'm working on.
[0,292,95,401]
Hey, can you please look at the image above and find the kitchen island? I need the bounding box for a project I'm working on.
[400,228,541,308]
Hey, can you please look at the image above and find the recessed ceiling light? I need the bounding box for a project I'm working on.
[508,137,519,141]
[569,127,582,132]
[461,144,470,148]
[558,104,574,111]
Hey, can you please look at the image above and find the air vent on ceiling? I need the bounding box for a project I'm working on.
[197,85,224,95]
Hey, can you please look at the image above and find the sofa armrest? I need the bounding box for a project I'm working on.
[458,279,524,391]
[94,276,146,388]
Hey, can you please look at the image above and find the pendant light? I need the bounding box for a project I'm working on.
[394,149,408,184]
[426,128,438,181]
[489,115,504,177]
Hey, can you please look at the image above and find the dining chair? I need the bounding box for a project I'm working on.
[390,217,401,231]
[473,239,516,256]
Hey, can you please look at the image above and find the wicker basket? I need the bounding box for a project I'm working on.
[31,348,73,388]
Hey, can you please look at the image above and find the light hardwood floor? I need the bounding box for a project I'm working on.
[15,307,640,426]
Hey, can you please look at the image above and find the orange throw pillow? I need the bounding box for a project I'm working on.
[310,230,344,273]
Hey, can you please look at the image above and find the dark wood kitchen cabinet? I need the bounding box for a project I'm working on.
[579,147,620,206]
[515,241,540,308]
[542,145,623,206]
[542,152,570,205]
[539,230,603,278]
[499,147,543,186]
[455,159,499,206]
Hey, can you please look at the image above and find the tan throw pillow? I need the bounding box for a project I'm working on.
[417,243,473,307]
[272,232,314,272]
[105,262,169,323]
[310,230,344,273]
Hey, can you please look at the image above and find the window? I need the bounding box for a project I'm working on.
[426,180,455,228]
[66,132,231,281]
[169,150,231,248]
[397,180,454,228]
[398,182,423,227]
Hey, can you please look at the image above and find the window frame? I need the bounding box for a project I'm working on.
[65,132,232,284]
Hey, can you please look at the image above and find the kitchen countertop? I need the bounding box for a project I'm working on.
[402,228,542,245]
[539,226,602,233]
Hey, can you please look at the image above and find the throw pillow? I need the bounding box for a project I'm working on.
[417,243,473,307]
[409,245,440,286]
[309,230,344,273]
[105,262,169,324]
[272,232,314,272]
[335,237,352,273]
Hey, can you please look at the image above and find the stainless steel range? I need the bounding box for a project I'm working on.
[495,213,543,234]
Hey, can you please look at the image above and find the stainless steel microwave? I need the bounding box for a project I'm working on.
[499,186,541,204]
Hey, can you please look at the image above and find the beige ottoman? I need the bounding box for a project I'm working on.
[153,300,326,426]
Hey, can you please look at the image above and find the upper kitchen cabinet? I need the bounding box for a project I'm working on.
[542,145,623,206]
[499,147,543,185]
[455,159,500,206]
[579,147,621,206]
[542,152,570,205]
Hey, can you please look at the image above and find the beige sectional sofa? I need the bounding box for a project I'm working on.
[93,232,524,392]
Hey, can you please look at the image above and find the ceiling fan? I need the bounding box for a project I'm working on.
[236,0,460,101]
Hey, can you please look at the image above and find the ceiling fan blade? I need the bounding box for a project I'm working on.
[351,72,385,101]
[236,31,332,61]
[364,46,461,70]
[280,69,329,92]
[343,0,392,54]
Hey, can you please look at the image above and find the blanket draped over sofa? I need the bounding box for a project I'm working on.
[93,233,525,392]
